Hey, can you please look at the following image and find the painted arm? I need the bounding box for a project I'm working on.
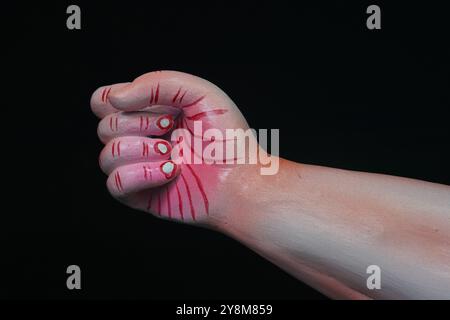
[223,159,450,299]
[90,71,450,299]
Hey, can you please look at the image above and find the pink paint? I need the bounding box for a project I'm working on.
[105,87,112,102]
[179,90,187,104]
[172,87,181,102]
[181,172,195,221]
[149,87,154,104]
[114,171,123,192]
[156,115,173,130]
[142,142,149,157]
[186,164,209,215]
[109,115,118,132]
[93,71,244,224]
[175,182,184,220]
[143,165,152,181]
[181,95,205,109]
[101,88,107,102]
[154,83,160,104]
[186,109,228,121]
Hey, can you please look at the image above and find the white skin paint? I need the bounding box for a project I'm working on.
[157,143,168,154]
[218,160,450,299]
[159,118,170,128]
[162,161,174,174]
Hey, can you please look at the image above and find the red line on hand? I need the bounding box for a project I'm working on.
[186,164,209,215]
[181,96,205,109]
[179,90,187,104]
[181,172,195,221]
[142,142,149,157]
[172,87,181,103]
[186,109,228,121]
[115,171,123,192]
[149,87,154,104]
[105,87,112,102]
[101,88,107,102]
[154,83,160,104]
[175,182,184,221]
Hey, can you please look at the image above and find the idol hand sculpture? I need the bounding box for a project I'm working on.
[91,71,450,299]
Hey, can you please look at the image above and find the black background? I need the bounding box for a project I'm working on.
[1,0,449,300]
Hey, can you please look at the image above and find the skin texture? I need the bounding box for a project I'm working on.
[91,71,251,223]
[91,70,450,299]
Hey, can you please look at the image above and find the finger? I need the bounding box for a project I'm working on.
[97,112,174,144]
[117,163,210,223]
[115,181,190,222]
[90,83,130,118]
[107,160,180,198]
[108,70,229,112]
[99,137,172,174]
[107,71,249,138]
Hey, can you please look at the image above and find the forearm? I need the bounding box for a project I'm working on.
[217,159,450,299]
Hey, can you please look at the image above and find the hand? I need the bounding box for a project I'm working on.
[91,71,257,225]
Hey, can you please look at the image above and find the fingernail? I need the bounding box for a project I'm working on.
[154,141,170,155]
[157,115,173,130]
[160,161,176,179]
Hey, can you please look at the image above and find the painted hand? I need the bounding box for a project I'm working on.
[91,71,255,225]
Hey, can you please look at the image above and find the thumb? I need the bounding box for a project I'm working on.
[109,70,216,112]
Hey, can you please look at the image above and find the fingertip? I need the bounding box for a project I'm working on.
[108,89,127,110]
[89,87,98,108]
[154,140,172,156]
[157,114,174,129]
[160,160,180,180]
[96,120,109,144]
[106,169,125,198]
[90,86,107,118]
[91,83,131,119]
[108,83,143,111]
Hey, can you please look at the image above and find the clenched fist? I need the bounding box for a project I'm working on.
[91,71,258,225]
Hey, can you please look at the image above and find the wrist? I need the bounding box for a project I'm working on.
[211,157,302,236]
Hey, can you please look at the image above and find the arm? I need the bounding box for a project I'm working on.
[217,158,450,299]
[91,71,450,300]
